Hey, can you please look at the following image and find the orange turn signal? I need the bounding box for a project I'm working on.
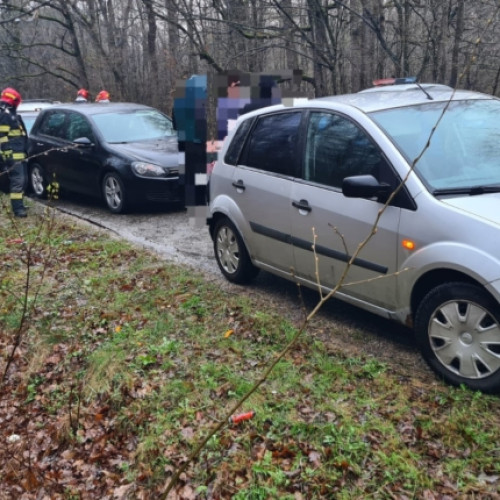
[402,239,415,250]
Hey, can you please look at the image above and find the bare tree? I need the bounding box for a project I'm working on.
[1,0,499,106]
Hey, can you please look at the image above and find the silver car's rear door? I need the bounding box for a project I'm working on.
[228,110,304,277]
[230,166,294,276]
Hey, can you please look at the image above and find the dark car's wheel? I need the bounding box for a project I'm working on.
[213,217,259,284]
[415,282,500,393]
[29,163,48,198]
[102,172,126,213]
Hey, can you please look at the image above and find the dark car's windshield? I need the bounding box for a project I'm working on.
[370,99,500,193]
[92,109,176,143]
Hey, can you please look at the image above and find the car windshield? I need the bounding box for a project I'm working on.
[22,116,37,134]
[92,109,176,143]
[370,99,500,193]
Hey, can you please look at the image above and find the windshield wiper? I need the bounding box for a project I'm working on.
[433,185,500,196]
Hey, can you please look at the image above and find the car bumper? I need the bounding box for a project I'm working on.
[126,177,184,204]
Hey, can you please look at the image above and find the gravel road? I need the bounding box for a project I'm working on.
[38,195,437,385]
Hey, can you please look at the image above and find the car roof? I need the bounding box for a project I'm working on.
[18,100,59,112]
[357,83,453,93]
[313,88,498,113]
[241,87,497,117]
[39,102,164,116]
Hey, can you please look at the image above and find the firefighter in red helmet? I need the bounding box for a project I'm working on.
[75,88,90,103]
[0,87,28,217]
[95,90,110,103]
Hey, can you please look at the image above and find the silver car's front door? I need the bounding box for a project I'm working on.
[290,182,401,309]
[290,111,401,310]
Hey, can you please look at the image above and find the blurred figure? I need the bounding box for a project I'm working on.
[0,87,28,217]
[95,90,110,103]
[75,88,90,103]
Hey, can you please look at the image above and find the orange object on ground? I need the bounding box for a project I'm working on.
[229,411,255,425]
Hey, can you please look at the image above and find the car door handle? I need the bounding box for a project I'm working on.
[292,199,312,212]
[232,180,245,190]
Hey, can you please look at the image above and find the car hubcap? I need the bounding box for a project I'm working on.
[429,300,500,379]
[216,226,239,274]
[32,169,44,195]
[105,177,122,209]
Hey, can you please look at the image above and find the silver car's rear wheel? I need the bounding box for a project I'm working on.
[102,172,126,213]
[415,282,500,393]
[213,217,259,284]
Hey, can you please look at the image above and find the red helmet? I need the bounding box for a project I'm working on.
[95,90,110,102]
[1,87,22,108]
[77,88,89,100]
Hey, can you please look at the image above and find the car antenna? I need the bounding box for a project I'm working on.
[415,81,434,100]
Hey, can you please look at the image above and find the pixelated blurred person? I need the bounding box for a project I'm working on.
[173,75,208,213]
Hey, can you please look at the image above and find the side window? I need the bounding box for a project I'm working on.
[66,113,94,142]
[240,111,301,176]
[224,117,253,166]
[38,111,66,138]
[304,112,386,188]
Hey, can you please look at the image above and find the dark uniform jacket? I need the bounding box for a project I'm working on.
[0,103,28,167]
[0,103,28,193]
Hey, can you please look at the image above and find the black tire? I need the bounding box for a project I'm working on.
[102,172,127,213]
[415,282,500,393]
[213,217,259,284]
[29,163,49,199]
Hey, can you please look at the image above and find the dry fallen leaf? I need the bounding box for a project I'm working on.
[308,450,322,468]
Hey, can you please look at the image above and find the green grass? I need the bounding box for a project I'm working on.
[1,202,500,498]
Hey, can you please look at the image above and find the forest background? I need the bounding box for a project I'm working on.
[1,0,499,128]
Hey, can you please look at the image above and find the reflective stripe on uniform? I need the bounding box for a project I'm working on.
[0,125,10,132]
[10,192,23,200]
[0,136,8,143]
[8,130,22,137]
[12,153,26,160]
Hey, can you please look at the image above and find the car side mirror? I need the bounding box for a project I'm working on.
[342,175,391,200]
[73,137,93,147]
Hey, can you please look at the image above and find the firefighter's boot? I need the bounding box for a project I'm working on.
[11,198,27,218]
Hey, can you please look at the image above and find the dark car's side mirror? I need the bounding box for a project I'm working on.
[342,175,391,200]
[73,137,93,147]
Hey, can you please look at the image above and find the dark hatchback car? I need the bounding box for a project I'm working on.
[27,102,183,213]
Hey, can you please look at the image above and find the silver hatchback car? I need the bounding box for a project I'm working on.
[208,84,500,393]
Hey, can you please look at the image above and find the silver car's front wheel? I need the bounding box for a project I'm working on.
[415,282,500,393]
[213,217,259,284]
[102,172,126,213]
